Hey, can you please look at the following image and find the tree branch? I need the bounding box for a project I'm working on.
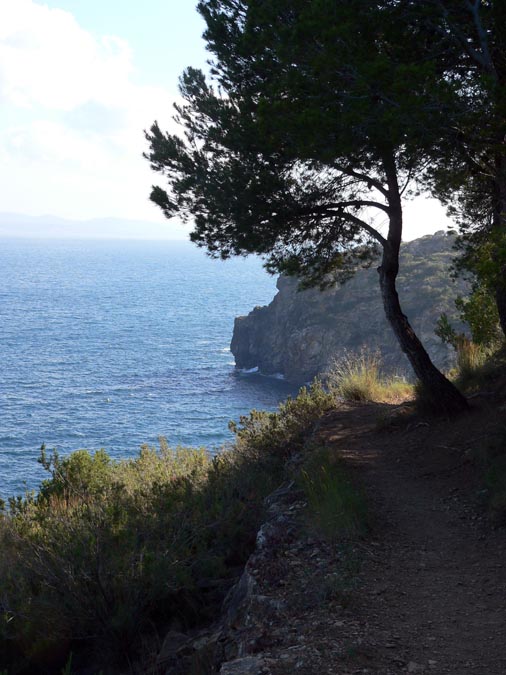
[327,199,391,214]
[436,0,496,77]
[333,164,389,198]
[337,211,388,248]
[466,0,497,78]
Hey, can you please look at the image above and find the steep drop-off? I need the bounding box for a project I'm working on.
[231,232,467,383]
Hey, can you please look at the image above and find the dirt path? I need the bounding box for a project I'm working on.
[219,402,506,675]
[316,403,506,674]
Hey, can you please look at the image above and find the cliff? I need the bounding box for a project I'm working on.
[231,232,468,383]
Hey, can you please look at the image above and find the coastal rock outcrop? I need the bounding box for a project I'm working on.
[231,232,467,383]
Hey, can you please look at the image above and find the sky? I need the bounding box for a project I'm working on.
[0,0,451,240]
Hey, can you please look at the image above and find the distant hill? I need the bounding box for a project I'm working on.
[231,232,468,383]
[0,212,188,240]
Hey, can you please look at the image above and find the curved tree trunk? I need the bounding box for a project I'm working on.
[381,155,468,415]
[378,244,468,415]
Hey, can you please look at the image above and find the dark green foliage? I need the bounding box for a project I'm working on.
[146,0,469,412]
[412,1,506,333]
[145,0,444,286]
[435,313,462,350]
[455,289,502,348]
[0,383,334,672]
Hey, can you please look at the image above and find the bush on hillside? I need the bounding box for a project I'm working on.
[0,382,334,673]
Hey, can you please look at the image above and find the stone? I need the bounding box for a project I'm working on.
[407,662,426,673]
[223,569,258,628]
[220,656,271,674]
[157,630,191,664]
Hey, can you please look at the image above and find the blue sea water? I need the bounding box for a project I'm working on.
[0,238,297,498]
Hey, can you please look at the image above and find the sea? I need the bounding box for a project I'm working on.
[0,238,298,499]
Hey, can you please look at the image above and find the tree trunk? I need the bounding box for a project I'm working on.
[381,154,468,415]
[495,282,506,337]
[493,155,506,337]
[378,244,468,415]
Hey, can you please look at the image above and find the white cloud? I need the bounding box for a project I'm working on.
[0,0,180,222]
[0,0,133,110]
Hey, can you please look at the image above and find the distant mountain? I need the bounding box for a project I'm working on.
[231,232,468,383]
[0,212,188,240]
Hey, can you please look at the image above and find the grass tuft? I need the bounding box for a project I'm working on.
[326,348,413,404]
[452,342,506,393]
[300,447,368,542]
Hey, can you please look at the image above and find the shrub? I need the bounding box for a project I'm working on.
[0,382,334,672]
[230,380,336,457]
[435,308,504,392]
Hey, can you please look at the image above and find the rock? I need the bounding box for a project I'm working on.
[256,514,295,551]
[220,656,271,674]
[223,569,258,629]
[157,630,191,664]
[407,662,426,673]
[230,232,468,383]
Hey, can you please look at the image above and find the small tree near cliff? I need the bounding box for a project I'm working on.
[145,0,468,413]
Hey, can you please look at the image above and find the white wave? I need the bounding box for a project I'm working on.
[237,366,259,374]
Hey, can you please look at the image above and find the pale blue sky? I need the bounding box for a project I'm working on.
[0,0,209,237]
[0,0,450,239]
[41,1,209,91]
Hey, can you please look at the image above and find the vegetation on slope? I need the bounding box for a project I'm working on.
[2,347,506,673]
[0,383,338,673]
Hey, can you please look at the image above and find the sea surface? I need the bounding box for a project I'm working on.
[0,238,297,498]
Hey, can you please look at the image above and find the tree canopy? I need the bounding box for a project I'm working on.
[148,1,443,277]
[145,0,468,412]
[412,1,506,335]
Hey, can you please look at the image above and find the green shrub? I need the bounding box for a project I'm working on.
[230,380,335,457]
[0,382,333,672]
[435,307,504,392]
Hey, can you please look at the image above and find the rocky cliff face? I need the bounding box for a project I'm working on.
[231,232,468,383]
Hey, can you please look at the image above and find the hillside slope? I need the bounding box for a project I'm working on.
[231,232,468,383]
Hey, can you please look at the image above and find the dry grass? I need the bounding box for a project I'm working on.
[326,349,413,404]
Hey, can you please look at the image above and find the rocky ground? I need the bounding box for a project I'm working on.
[214,399,506,675]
